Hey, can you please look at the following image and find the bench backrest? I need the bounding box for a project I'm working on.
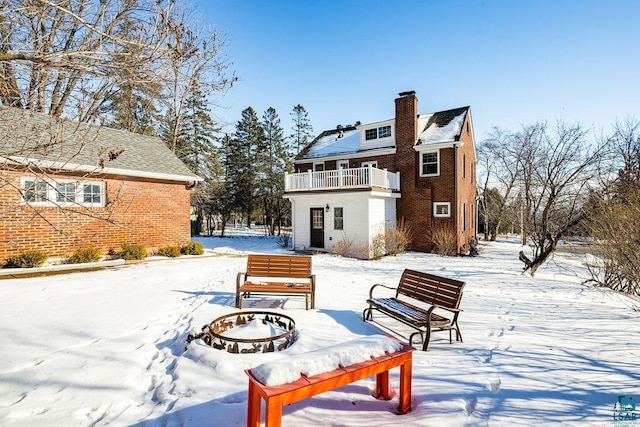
[246,254,312,278]
[397,269,465,310]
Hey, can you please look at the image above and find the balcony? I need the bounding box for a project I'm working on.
[284,166,400,192]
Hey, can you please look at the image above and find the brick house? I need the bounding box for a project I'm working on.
[284,91,477,256]
[0,107,202,263]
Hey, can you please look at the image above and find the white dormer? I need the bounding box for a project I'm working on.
[358,119,395,150]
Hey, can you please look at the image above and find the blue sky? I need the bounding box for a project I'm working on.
[197,0,639,142]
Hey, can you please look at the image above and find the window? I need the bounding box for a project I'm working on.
[463,203,466,231]
[365,125,392,141]
[365,128,378,140]
[420,151,439,176]
[83,184,103,204]
[314,163,324,172]
[334,207,344,230]
[434,202,450,217]
[462,154,466,178]
[21,177,105,207]
[56,182,76,203]
[361,161,378,168]
[23,179,48,203]
[337,160,349,169]
[378,125,391,138]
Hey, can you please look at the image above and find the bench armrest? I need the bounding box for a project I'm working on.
[236,272,247,292]
[432,304,463,313]
[368,283,397,299]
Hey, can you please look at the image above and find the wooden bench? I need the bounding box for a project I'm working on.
[245,337,414,427]
[236,254,316,310]
[363,269,465,351]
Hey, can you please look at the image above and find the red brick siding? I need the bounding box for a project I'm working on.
[0,170,192,262]
[455,114,478,252]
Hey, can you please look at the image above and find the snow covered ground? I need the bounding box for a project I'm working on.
[0,233,638,426]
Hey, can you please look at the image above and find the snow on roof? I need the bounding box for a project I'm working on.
[417,109,467,146]
[250,334,402,386]
[304,128,360,158]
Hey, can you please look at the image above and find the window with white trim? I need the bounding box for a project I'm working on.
[364,125,392,140]
[433,202,450,217]
[337,160,349,169]
[334,207,344,230]
[420,151,439,176]
[314,163,324,172]
[21,178,106,207]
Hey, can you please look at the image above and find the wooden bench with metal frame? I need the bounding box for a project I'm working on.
[245,341,414,427]
[236,254,316,310]
[363,269,465,351]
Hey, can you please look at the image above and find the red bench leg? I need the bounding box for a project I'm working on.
[247,381,261,427]
[375,370,395,400]
[264,400,283,427]
[398,357,412,414]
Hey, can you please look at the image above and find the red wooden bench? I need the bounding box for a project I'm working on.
[236,254,316,310]
[245,338,414,427]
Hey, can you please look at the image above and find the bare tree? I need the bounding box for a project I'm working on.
[583,118,640,295]
[517,121,608,276]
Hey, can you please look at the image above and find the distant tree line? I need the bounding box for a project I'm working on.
[477,119,640,296]
[192,104,313,237]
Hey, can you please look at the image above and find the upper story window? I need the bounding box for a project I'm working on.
[365,128,377,140]
[364,125,392,141]
[378,125,391,138]
[420,151,439,176]
[337,160,349,169]
[21,178,106,207]
[313,163,324,172]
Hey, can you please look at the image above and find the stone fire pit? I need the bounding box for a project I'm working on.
[187,311,296,354]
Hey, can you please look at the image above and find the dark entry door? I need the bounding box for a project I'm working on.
[310,208,325,248]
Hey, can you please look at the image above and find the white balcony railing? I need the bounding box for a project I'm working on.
[285,166,400,192]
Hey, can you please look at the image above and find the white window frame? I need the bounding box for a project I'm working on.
[361,161,378,168]
[420,151,439,177]
[365,128,378,140]
[337,160,349,169]
[378,125,391,138]
[334,207,344,230]
[313,162,324,172]
[433,202,451,218]
[20,177,106,207]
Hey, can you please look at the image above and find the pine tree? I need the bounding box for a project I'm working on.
[289,104,314,156]
[259,107,289,235]
[226,107,264,226]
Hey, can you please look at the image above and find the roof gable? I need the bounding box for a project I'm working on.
[416,106,469,146]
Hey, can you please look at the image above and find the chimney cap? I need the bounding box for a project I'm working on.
[398,90,416,97]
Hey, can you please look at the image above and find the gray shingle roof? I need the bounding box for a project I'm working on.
[0,107,201,182]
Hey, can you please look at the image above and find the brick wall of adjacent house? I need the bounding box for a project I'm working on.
[0,170,192,262]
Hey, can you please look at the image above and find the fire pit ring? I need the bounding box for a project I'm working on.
[187,311,296,354]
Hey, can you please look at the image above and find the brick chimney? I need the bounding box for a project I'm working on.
[394,91,418,183]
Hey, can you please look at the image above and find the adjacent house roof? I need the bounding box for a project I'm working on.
[295,106,469,162]
[0,107,201,183]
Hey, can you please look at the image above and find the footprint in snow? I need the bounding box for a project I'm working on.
[463,396,478,415]
[487,377,501,394]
